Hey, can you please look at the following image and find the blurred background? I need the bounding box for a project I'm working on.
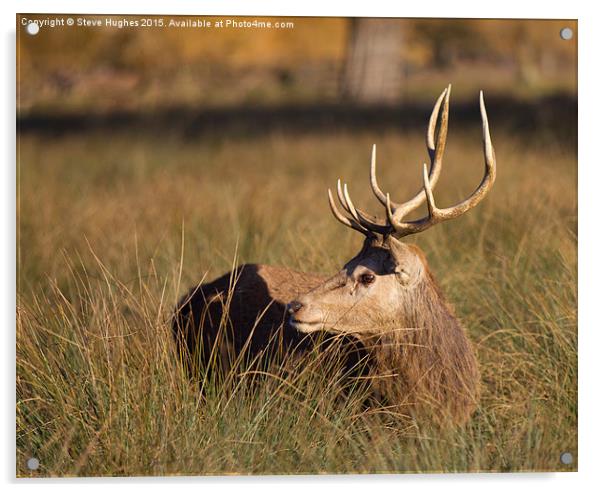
[18,16,576,135]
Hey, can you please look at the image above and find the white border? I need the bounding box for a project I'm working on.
[1,0,581,18]
[3,1,601,491]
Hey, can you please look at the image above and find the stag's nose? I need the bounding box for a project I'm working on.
[288,300,304,315]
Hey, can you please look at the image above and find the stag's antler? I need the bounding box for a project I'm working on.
[328,86,496,239]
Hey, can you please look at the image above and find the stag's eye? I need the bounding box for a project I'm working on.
[359,273,375,285]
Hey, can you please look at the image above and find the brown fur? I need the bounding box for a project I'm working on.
[173,238,480,425]
[173,264,325,374]
[366,256,480,424]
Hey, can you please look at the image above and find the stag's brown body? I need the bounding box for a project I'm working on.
[173,85,495,425]
[174,264,325,370]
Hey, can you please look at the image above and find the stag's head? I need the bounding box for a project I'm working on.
[288,86,496,337]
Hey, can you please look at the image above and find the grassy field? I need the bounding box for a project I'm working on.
[16,119,577,476]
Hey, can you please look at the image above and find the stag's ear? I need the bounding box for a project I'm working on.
[385,236,423,286]
[394,265,412,285]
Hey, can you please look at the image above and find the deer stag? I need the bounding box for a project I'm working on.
[173,85,496,424]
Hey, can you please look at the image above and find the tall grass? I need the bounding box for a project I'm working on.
[16,126,577,476]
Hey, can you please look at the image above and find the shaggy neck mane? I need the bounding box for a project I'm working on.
[366,266,480,423]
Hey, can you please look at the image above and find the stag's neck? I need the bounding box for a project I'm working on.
[366,278,480,423]
[396,275,460,336]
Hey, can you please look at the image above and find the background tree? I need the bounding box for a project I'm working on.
[340,18,404,104]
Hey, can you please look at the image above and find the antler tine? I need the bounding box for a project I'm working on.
[336,179,350,213]
[327,189,374,237]
[337,179,359,222]
[389,90,496,237]
[369,86,449,218]
[369,144,387,205]
[336,179,362,225]
[345,185,392,235]
[390,84,451,221]
[480,90,495,169]
[342,183,362,223]
[337,170,391,235]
